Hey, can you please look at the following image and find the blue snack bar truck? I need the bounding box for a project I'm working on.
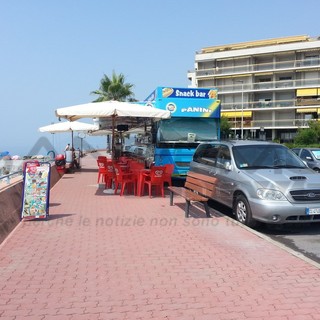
[144,86,221,177]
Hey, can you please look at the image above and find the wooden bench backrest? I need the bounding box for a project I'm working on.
[184,171,216,198]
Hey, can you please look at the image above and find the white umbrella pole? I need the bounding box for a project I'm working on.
[111,116,115,159]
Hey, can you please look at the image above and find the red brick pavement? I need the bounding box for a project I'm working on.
[0,152,320,320]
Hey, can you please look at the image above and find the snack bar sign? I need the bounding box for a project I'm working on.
[161,87,217,99]
[152,87,220,118]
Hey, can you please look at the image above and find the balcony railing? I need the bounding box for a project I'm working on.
[214,78,320,94]
[230,118,317,129]
[196,57,320,78]
[221,98,320,110]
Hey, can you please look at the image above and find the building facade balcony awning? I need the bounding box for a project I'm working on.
[296,88,319,96]
[296,108,318,113]
[221,111,252,118]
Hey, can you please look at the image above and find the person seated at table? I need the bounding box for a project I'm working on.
[70,147,80,169]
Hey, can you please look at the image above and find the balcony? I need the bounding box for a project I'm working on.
[229,118,315,130]
[195,57,320,78]
[214,78,320,94]
[221,98,320,111]
[296,97,320,106]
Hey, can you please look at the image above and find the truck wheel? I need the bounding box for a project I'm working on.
[234,194,257,228]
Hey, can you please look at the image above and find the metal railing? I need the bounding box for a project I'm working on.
[229,118,317,129]
[221,98,320,110]
[195,57,320,78]
[0,171,23,186]
[0,158,55,187]
[215,78,320,94]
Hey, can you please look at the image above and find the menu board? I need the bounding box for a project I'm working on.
[21,161,51,220]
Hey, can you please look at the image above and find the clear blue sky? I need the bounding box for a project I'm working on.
[1,0,319,156]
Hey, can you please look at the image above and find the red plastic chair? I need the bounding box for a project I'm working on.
[129,161,146,196]
[129,160,145,171]
[118,156,129,164]
[97,159,108,184]
[97,159,114,188]
[113,163,136,196]
[142,166,166,198]
[163,164,174,186]
[104,161,116,189]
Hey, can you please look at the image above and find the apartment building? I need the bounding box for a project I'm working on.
[188,35,320,142]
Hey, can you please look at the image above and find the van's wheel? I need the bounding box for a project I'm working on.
[234,194,257,228]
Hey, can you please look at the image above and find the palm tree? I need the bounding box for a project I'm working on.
[91,71,136,102]
[91,71,136,153]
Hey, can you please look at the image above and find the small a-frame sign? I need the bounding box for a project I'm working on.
[21,161,51,220]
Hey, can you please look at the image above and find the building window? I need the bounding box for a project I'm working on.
[259,78,271,82]
[304,55,320,66]
[279,76,292,81]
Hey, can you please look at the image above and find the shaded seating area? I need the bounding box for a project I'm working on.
[96,155,168,198]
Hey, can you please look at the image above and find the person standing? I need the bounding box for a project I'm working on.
[65,143,70,151]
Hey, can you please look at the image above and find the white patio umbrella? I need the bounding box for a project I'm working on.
[87,127,146,136]
[55,100,171,157]
[87,129,113,136]
[87,127,147,153]
[55,100,171,121]
[39,120,98,149]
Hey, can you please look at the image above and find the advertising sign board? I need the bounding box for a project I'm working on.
[21,161,51,220]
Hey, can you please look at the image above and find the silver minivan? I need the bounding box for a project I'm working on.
[189,140,320,227]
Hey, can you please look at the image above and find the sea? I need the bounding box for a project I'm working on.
[1,134,134,177]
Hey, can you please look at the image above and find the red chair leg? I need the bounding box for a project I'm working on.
[114,182,119,195]
[120,183,126,196]
[107,177,113,189]
[148,183,152,198]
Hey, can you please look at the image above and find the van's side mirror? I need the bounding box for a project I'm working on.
[224,161,232,171]
[305,156,313,161]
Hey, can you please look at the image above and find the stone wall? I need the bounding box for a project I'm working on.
[0,165,61,244]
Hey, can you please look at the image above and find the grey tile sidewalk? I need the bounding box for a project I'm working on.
[0,152,320,320]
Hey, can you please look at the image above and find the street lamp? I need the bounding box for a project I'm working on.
[241,84,244,139]
[260,127,265,140]
[235,80,244,139]
[233,106,237,137]
[78,132,86,166]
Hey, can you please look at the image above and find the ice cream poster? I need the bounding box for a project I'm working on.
[21,162,51,220]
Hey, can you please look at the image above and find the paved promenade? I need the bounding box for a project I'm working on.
[1,152,320,320]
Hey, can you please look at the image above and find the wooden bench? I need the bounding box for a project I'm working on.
[167,171,217,218]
